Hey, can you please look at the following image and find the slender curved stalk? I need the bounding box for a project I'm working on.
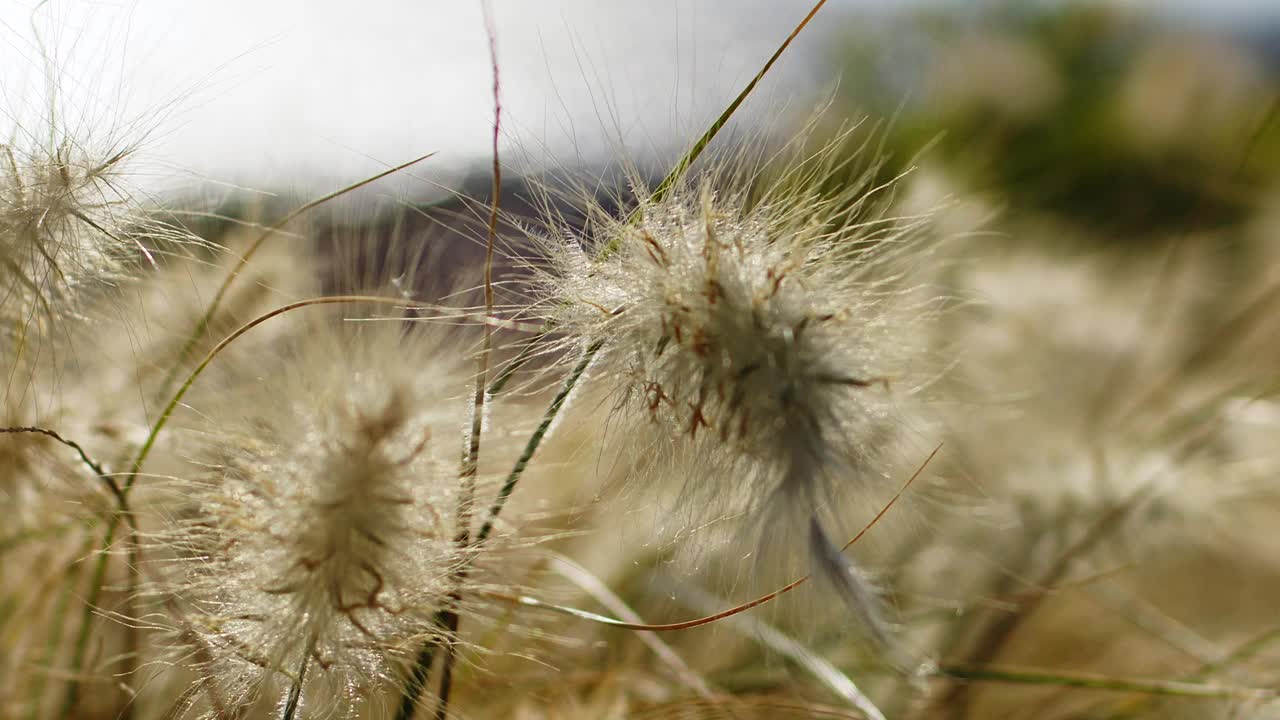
[281,651,312,720]
[59,520,119,718]
[396,615,444,720]
[127,295,427,493]
[430,608,463,720]
[487,327,547,396]
[28,533,95,720]
[150,153,436,411]
[476,337,602,545]
[0,426,109,489]
[433,13,502,718]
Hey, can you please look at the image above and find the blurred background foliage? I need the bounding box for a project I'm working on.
[824,2,1280,245]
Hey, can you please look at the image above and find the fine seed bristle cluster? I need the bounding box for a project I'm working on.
[1,137,141,349]
[527,138,942,650]
[159,319,475,711]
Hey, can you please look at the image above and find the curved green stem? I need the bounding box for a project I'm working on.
[150,153,436,411]
[476,338,601,545]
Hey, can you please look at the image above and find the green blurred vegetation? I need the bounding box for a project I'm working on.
[829,3,1280,241]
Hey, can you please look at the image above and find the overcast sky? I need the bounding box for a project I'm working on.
[0,0,1274,196]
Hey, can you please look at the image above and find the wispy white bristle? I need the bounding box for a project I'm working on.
[159,316,476,709]
[528,133,944,650]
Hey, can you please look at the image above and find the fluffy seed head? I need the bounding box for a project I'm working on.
[161,316,476,709]
[0,137,142,342]
[533,136,939,519]
[528,132,943,650]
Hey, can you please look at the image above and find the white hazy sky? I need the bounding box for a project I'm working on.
[0,0,832,194]
[0,0,1272,195]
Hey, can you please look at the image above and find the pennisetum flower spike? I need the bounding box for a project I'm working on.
[156,307,483,713]
[527,129,942,659]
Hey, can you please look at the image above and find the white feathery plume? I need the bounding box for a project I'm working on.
[527,133,944,654]
[0,134,173,355]
[159,314,478,712]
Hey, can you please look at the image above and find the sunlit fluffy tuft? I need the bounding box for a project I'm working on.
[158,315,477,711]
[526,133,945,651]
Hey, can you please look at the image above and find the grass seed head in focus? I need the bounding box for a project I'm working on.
[525,127,946,652]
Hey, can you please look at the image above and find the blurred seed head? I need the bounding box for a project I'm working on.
[157,313,480,710]
[0,134,176,353]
